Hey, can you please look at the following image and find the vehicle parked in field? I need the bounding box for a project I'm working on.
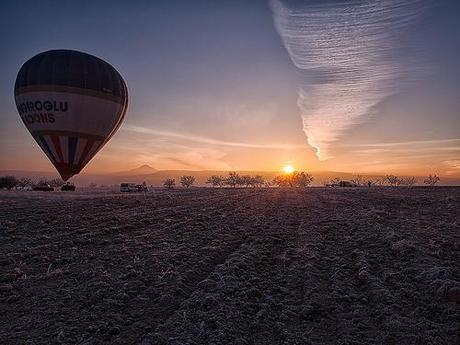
[32,184,54,191]
[120,183,148,192]
[326,180,357,188]
[61,183,76,191]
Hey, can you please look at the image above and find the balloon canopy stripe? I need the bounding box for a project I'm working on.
[37,135,56,163]
[78,139,95,167]
[74,138,88,165]
[33,134,101,180]
[81,141,102,167]
[31,130,106,142]
[15,50,127,101]
[51,135,64,163]
[68,137,78,165]
[44,136,59,163]
[15,85,125,104]
[59,136,69,164]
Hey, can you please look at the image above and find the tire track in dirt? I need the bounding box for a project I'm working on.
[1,190,270,344]
[143,190,290,336]
[290,189,459,344]
[141,189,310,344]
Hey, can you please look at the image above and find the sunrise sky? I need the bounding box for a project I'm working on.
[1,0,459,176]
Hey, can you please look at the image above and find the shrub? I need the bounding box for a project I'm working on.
[373,177,387,186]
[225,172,240,188]
[295,172,314,188]
[240,175,253,188]
[253,175,265,187]
[424,174,440,187]
[273,175,289,187]
[385,175,400,187]
[351,175,364,186]
[0,176,18,190]
[17,177,34,188]
[180,175,195,188]
[163,178,175,189]
[399,176,417,187]
[206,175,224,188]
[273,172,313,188]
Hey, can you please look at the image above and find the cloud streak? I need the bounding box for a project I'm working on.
[123,125,305,150]
[271,0,427,159]
[349,138,460,148]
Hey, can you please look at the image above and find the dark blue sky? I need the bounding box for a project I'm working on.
[1,0,459,175]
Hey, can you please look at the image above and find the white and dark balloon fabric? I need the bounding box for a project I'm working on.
[14,49,128,180]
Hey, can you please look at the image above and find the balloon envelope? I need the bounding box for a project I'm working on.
[14,49,128,180]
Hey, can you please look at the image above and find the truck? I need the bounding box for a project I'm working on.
[120,183,148,192]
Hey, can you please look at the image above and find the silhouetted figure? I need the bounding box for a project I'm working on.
[368,181,372,188]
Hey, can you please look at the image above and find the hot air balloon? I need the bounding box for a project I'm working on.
[14,49,128,181]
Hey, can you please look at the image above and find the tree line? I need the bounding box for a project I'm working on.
[324,174,440,187]
[0,173,442,190]
[0,176,64,190]
[162,172,441,189]
[162,171,314,189]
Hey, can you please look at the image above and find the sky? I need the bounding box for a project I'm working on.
[0,0,459,176]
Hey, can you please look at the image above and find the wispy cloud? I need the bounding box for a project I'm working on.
[271,0,427,160]
[123,125,305,150]
[351,140,460,159]
[442,160,460,176]
[350,138,460,148]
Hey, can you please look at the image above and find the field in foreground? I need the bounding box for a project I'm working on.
[0,187,458,344]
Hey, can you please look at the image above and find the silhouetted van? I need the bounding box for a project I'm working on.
[326,180,357,188]
[338,181,356,187]
[33,185,54,191]
[120,183,147,192]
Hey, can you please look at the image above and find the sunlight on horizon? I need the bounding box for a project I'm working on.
[283,164,295,174]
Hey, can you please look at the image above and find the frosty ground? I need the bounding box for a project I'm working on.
[0,187,458,344]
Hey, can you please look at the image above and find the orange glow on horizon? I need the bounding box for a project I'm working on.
[283,164,295,174]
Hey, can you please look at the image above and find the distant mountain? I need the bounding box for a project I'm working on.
[112,165,157,176]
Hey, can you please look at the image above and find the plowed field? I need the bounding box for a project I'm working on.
[1,188,459,344]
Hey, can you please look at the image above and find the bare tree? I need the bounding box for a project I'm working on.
[240,175,252,188]
[295,172,314,188]
[163,178,176,189]
[373,176,387,186]
[273,175,288,187]
[225,172,240,188]
[385,175,400,187]
[273,172,313,188]
[17,177,34,189]
[180,175,195,188]
[351,175,364,187]
[330,177,341,185]
[206,175,224,188]
[424,174,440,187]
[399,176,417,187]
[286,172,300,187]
[253,175,265,188]
[0,176,18,190]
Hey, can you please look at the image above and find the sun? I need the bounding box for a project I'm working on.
[283,164,295,174]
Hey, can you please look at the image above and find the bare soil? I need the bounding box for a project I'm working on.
[0,187,459,344]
